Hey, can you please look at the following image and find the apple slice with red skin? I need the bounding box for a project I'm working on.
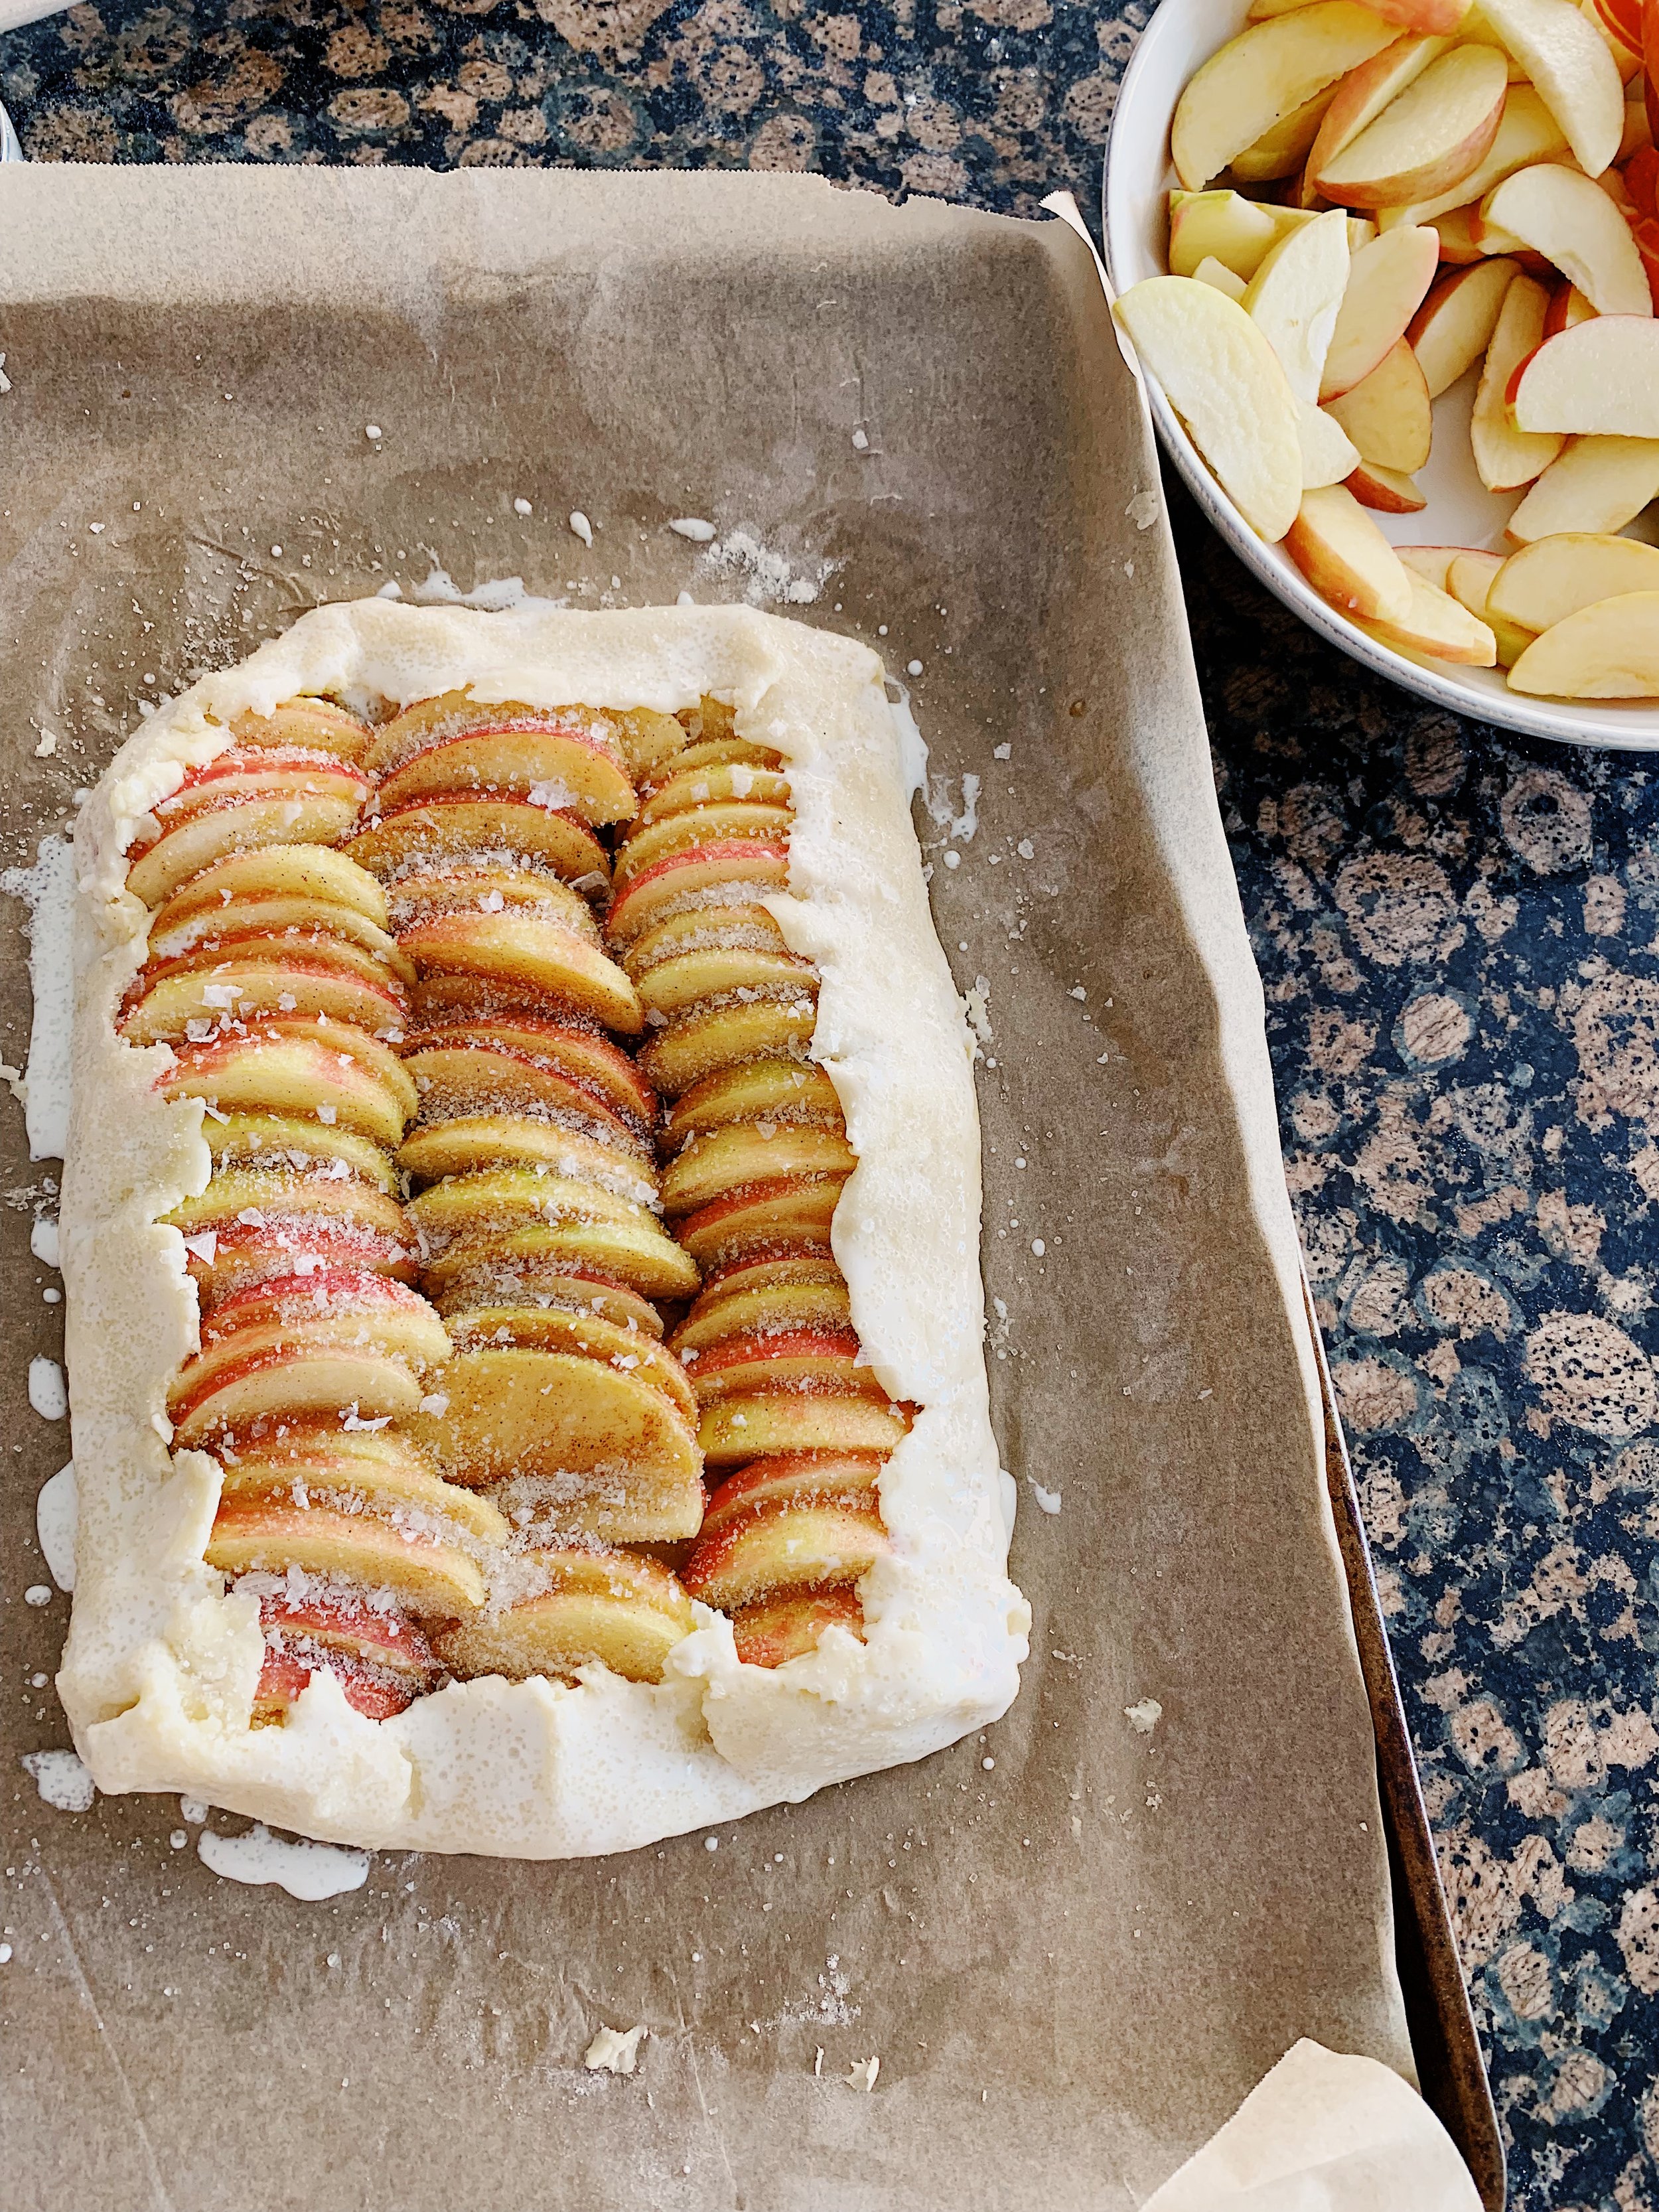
[395,909,641,1033]
[404,1016,656,1134]
[1542,279,1597,336]
[673,1280,855,1360]
[1346,459,1429,509]
[1407,256,1519,393]
[253,1639,420,1724]
[174,1270,451,1419]
[666,1059,843,1150]
[622,903,790,984]
[443,1304,695,1426]
[1303,35,1456,195]
[1312,42,1508,210]
[676,1174,848,1270]
[681,1495,888,1611]
[1354,573,1498,662]
[1627,147,1659,224]
[230,698,374,764]
[164,1168,414,1252]
[699,1392,912,1467]
[126,782,370,907]
[401,1043,649,1158]
[639,997,820,1100]
[407,1165,671,1254]
[614,804,796,893]
[421,1218,701,1305]
[151,844,390,932]
[733,1587,865,1668]
[148,901,415,985]
[201,1112,400,1193]
[663,1122,857,1218]
[253,1591,439,1722]
[374,725,635,824]
[171,1346,430,1447]
[435,1546,694,1686]
[159,1019,417,1149]
[346,795,609,889]
[182,1222,421,1313]
[1170,4,1402,192]
[640,737,782,795]
[605,842,792,944]
[635,763,794,828]
[682,1247,845,1333]
[364,690,622,773]
[151,747,368,818]
[1472,271,1563,487]
[218,1422,508,1544]
[701,1449,886,1533]
[426,1260,662,1337]
[1319,225,1441,398]
[1592,0,1641,57]
[122,954,409,1047]
[409,1350,703,1538]
[685,1328,887,1406]
[1480,162,1654,315]
[398,1115,658,1205]
[1325,336,1433,469]
[1285,484,1415,617]
[208,1495,486,1613]
[636,942,818,1019]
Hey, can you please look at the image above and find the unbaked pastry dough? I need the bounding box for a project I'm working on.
[58,598,1030,1857]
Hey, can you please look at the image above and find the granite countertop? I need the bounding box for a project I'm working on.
[3,3,1654,2202]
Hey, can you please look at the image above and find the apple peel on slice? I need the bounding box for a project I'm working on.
[1508,589,1659,694]
[1488,532,1659,628]
[1244,208,1352,403]
[1347,459,1429,509]
[1284,483,1415,619]
[1313,42,1510,209]
[1480,163,1654,315]
[1171,2,1400,190]
[1354,573,1500,662]
[1324,336,1433,469]
[1320,226,1440,398]
[1471,271,1563,488]
[1303,33,1454,186]
[1112,277,1305,542]
[1378,84,1569,228]
[1407,257,1520,393]
[1510,316,1659,434]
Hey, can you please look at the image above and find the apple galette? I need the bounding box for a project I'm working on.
[58,601,1029,1857]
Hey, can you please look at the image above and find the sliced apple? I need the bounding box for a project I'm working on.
[171,1344,428,1447]
[685,1329,883,1406]
[675,1174,848,1270]
[435,1548,694,1686]
[1112,277,1305,540]
[443,1305,694,1426]
[407,1165,668,1252]
[1284,483,1415,617]
[1444,549,1539,664]
[1232,84,1339,180]
[1489,534,1659,630]
[1305,35,1454,184]
[638,995,820,1099]
[1314,42,1509,208]
[202,1112,400,1192]
[1429,206,1489,261]
[1407,256,1520,390]
[1479,162,1654,314]
[1169,190,1284,279]
[180,1220,420,1313]
[613,804,794,893]
[410,1351,703,1540]
[395,910,642,1034]
[208,1497,486,1615]
[148,899,413,984]
[427,1264,664,1340]
[121,956,407,1046]
[159,1021,416,1149]
[1323,334,1435,469]
[346,796,609,890]
[1192,256,1250,300]
[229,697,374,764]
[126,774,370,907]
[672,1280,855,1359]
[662,1122,858,1218]
[1320,226,1441,396]
[1472,271,1565,486]
[1244,208,1353,402]
[1542,277,1599,334]
[397,1116,658,1208]
[1396,545,1475,587]
[405,1015,656,1132]
[152,844,389,932]
[636,763,794,827]
[691,1246,843,1309]
[1505,433,1659,536]
[1354,572,1499,660]
[604,842,792,946]
[733,1588,865,1668]
[1378,84,1569,227]
[622,900,790,981]
[1171,3,1401,190]
[1470,0,1624,175]
[1508,589,1659,691]
[1251,0,1472,27]
[220,1425,509,1545]
[423,1217,699,1305]
[1510,315,1659,431]
[698,1451,885,1530]
[1346,459,1429,507]
[163,1166,413,1250]
[682,1496,888,1612]
[402,1043,648,1157]
[254,1594,437,1722]
[666,1060,844,1147]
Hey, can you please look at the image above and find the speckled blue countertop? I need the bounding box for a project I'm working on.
[4,3,1656,2201]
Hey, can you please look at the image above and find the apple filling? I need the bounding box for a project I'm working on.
[128,685,905,1715]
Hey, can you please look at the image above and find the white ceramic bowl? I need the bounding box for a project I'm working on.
[1103,0,1659,751]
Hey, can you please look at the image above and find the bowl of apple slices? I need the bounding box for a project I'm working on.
[1104,0,1659,746]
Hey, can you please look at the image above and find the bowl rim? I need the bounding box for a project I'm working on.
[1101,0,1659,755]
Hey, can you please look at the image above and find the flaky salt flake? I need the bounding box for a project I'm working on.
[418,1393,450,1416]
[23,1749,95,1811]
[1126,487,1159,530]
[34,731,57,758]
[584,2024,646,2075]
[993,742,1011,759]
[1068,986,1086,1001]
[669,518,715,542]
[1124,1697,1163,1735]
[365,423,383,441]
[513,497,533,516]
[569,510,594,547]
[845,2055,880,2093]
[851,427,869,450]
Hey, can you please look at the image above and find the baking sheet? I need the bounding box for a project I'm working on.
[0,166,1411,2211]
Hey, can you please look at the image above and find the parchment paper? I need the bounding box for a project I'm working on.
[0,167,1413,2211]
